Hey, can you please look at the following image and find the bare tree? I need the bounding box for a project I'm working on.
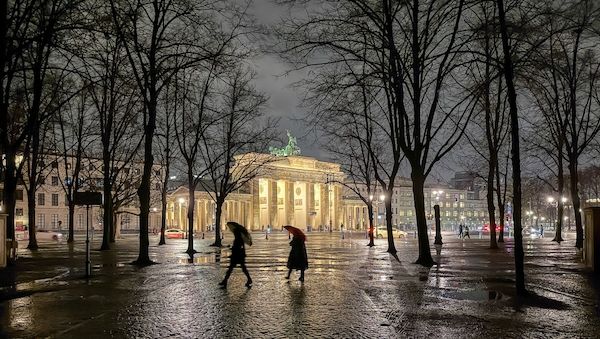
[277,0,473,266]
[154,80,177,245]
[109,0,249,265]
[80,16,143,250]
[1,0,80,242]
[496,0,526,295]
[559,1,600,249]
[465,1,511,249]
[55,84,96,243]
[199,67,276,247]
[173,62,219,255]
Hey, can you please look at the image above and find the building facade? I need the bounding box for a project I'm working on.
[167,154,346,232]
[4,153,163,237]
[166,153,490,233]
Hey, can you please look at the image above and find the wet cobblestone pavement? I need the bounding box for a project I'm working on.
[1,231,599,338]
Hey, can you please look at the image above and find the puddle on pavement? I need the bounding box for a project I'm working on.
[442,289,508,302]
[92,263,126,268]
[177,256,216,264]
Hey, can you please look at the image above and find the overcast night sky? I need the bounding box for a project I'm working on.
[247,0,459,183]
[247,1,326,160]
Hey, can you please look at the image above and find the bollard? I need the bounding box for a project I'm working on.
[265,231,269,240]
[202,232,205,239]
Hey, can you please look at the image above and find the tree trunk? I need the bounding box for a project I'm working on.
[569,159,583,249]
[111,213,117,242]
[212,197,224,247]
[487,159,498,249]
[495,160,506,243]
[100,184,112,250]
[26,188,38,250]
[134,105,156,266]
[186,179,196,255]
[159,187,167,245]
[497,0,526,295]
[553,155,565,242]
[384,194,397,255]
[412,170,434,267]
[3,153,17,240]
[367,203,374,247]
[67,199,75,243]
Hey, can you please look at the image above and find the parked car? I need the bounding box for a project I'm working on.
[375,226,407,239]
[482,224,500,233]
[35,229,63,242]
[164,229,185,239]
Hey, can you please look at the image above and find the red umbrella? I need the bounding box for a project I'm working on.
[284,225,306,241]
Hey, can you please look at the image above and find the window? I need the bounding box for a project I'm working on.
[65,194,70,206]
[16,190,23,201]
[38,193,45,206]
[77,213,84,230]
[459,202,464,208]
[122,214,131,229]
[51,214,59,229]
[51,161,58,169]
[52,194,59,206]
[37,214,45,229]
[16,208,23,216]
[51,176,59,186]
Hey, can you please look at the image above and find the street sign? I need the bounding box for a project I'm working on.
[74,192,102,206]
[73,192,102,279]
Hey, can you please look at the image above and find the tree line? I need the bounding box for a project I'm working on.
[274,0,600,295]
[0,0,277,265]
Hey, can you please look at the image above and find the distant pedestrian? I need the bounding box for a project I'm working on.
[540,225,544,238]
[219,222,253,288]
[463,225,470,239]
[458,224,463,238]
[284,225,308,282]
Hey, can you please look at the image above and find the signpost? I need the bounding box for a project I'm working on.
[74,192,102,278]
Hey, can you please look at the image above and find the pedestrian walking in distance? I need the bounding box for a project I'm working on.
[463,225,470,239]
[540,225,544,238]
[284,225,308,282]
[219,222,253,288]
[458,224,463,238]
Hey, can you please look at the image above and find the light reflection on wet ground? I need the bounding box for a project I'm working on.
[0,231,598,338]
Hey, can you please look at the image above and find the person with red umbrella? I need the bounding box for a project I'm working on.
[284,225,308,282]
[219,222,253,288]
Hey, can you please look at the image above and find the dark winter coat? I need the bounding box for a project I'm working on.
[287,237,308,270]
[230,236,246,265]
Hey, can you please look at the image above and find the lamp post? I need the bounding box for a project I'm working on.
[430,190,443,233]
